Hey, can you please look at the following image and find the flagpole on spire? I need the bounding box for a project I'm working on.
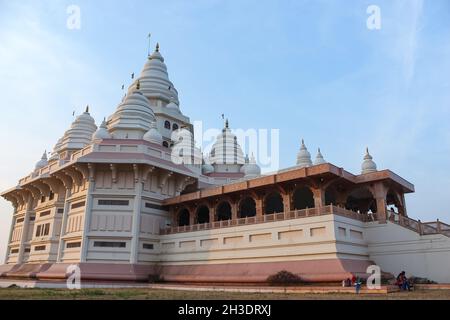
[147,33,152,56]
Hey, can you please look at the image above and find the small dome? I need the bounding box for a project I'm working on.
[143,121,163,145]
[242,153,261,178]
[35,151,48,170]
[313,148,326,165]
[166,96,180,113]
[296,139,312,168]
[361,147,377,174]
[202,157,214,175]
[92,118,112,141]
[209,119,245,166]
[58,106,97,152]
[108,81,156,139]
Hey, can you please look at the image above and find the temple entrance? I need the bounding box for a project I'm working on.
[217,202,232,221]
[178,208,190,226]
[196,205,210,224]
[264,192,284,214]
[239,197,256,218]
[345,187,377,214]
[292,187,315,210]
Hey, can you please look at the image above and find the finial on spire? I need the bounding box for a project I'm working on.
[361,147,377,174]
[136,80,141,90]
[85,105,89,113]
[156,42,160,52]
[225,119,229,129]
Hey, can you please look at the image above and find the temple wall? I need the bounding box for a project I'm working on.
[365,221,450,283]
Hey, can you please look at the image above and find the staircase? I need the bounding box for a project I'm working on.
[388,211,450,238]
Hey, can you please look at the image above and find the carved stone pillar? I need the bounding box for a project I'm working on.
[209,204,216,223]
[312,187,325,209]
[255,197,263,217]
[371,182,388,224]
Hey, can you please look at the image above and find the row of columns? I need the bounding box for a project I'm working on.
[172,181,398,227]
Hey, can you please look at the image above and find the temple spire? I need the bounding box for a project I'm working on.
[361,147,377,174]
[85,105,89,113]
[156,42,160,52]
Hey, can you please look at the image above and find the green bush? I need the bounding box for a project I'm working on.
[266,270,303,285]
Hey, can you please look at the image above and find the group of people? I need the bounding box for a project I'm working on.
[342,276,363,293]
[341,271,413,293]
[396,271,412,291]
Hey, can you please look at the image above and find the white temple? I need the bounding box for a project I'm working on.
[1,43,450,284]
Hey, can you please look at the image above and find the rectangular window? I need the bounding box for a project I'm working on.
[39,210,51,217]
[93,241,126,248]
[143,243,154,250]
[66,242,81,249]
[98,200,129,206]
[41,196,46,203]
[10,248,19,254]
[57,208,64,214]
[145,202,168,211]
[29,215,36,221]
[35,223,50,237]
[71,201,85,209]
[35,225,42,237]
[16,218,24,223]
[24,248,31,253]
[34,245,46,251]
[48,192,55,201]
[43,223,50,236]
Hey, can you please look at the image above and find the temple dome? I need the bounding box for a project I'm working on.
[241,154,261,178]
[296,139,312,168]
[361,148,377,174]
[108,81,156,139]
[209,120,245,167]
[202,157,214,175]
[313,148,326,165]
[143,121,163,145]
[92,118,112,141]
[35,151,48,170]
[166,96,181,113]
[128,43,179,105]
[58,106,97,152]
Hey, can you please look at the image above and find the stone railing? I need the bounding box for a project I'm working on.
[389,211,450,238]
[160,205,372,235]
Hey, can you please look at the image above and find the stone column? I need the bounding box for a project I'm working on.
[209,204,216,223]
[17,195,33,264]
[282,193,290,213]
[312,187,325,209]
[5,207,17,263]
[80,180,95,263]
[56,188,72,262]
[189,207,195,225]
[130,180,143,264]
[231,201,238,220]
[372,182,388,224]
[255,197,263,217]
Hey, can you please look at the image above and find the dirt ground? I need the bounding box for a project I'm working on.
[1,287,450,300]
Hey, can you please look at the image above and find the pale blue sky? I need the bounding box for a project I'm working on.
[0,0,449,261]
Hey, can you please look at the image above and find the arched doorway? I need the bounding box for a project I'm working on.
[178,208,190,226]
[264,192,284,214]
[196,205,210,224]
[239,197,256,218]
[292,187,315,210]
[345,187,377,214]
[217,202,232,221]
